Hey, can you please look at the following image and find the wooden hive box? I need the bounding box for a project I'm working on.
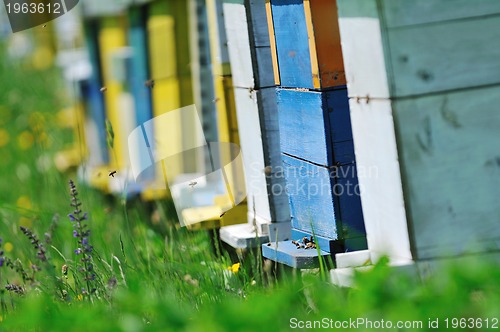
[336,0,500,264]
[262,0,367,268]
[267,0,346,89]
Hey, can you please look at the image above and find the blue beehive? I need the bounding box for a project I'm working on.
[262,0,366,268]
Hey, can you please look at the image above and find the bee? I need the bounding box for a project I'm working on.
[212,98,220,103]
[302,236,309,244]
[43,24,47,28]
[144,79,155,88]
[100,87,107,93]
[267,243,271,246]
[263,166,272,175]
[188,181,197,188]
[108,170,117,178]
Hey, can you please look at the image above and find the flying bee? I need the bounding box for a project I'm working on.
[108,170,117,178]
[188,181,197,188]
[100,87,107,93]
[144,79,155,88]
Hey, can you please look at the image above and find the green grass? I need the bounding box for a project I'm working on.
[0,41,500,332]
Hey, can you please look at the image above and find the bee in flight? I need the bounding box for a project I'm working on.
[144,79,155,88]
[100,87,107,93]
[188,181,197,188]
[108,170,117,178]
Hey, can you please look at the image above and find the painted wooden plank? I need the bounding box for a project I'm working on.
[337,0,390,99]
[348,99,412,262]
[262,240,329,269]
[277,88,354,166]
[270,0,312,88]
[256,87,290,223]
[387,14,500,97]
[148,3,177,80]
[97,16,127,169]
[206,0,231,75]
[306,0,346,87]
[269,0,345,89]
[393,86,500,260]
[189,0,218,142]
[213,75,239,144]
[335,164,366,240]
[223,1,275,89]
[128,6,153,127]
[83,20,108,164]
[222,1,255,88]
[248,0,271,47]
[265,0,280,85]
[233,87,270,223]
[282,154,338,239]
[220,223,269,248]
[381,0,500,28]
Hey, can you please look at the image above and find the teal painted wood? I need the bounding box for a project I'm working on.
[270,0,313,88]
[386,14,500,97]
[393,85,500,260]
[277,88,354,166]
[128,6,153,127]
[282,154,338,239]
[262,240,329,268]
[381,0,500,28]
[84,20,108,163]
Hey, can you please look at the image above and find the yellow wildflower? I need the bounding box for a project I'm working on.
[77,294,83,301]
[228,262,240,274]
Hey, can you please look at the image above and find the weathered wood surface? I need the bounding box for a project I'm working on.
[282,154,338,239]
[381,0,500,28]
[348,99,412,262]
[387,14,500,97]
[277,88,354,167]
[269,0,313,88]
[393,86,500,259]
[268,0,345,89]
[337,3,390,99]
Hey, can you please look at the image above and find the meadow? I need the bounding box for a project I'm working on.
[0,42,499,332]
